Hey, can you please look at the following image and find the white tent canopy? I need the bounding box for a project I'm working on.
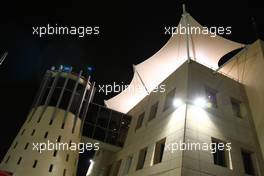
[105,12,244,114]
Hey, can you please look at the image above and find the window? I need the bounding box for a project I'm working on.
[53,150,58,157]
[148,102,158,121]
[66,154,70,162]
[13,142,18,149]
[44,131,48,138]
[153,138,166,164]
[33,160,38,168]
[122,156,132,175]
[212,138,233,169]
[5,156,10,163]
[231,98,242,118]
[17,157,22,165]
[49,164,53,172]
[24,143,29,150]
[21,129,25,136]
[31,129,36,136]
[163,88,176,111]
[135,112,145,130]
[57,136,61,142]
[63,169,66,176]
[205,87,218,108]
[241,151,255,175]
[136,147,147,170]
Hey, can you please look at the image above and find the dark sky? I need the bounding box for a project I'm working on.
[0,1,263,161]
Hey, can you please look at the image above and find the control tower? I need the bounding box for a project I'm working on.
[0,66,95,176]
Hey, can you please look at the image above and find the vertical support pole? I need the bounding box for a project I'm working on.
[79,82,96,137]
[61,70,83,129]
[49,67,73,125]
[182,4,191,63]
[37,66,63,123]
[72,76,91,133]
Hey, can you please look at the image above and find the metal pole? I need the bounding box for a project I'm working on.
[61,70,83,129]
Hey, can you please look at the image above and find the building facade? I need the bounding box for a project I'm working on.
[100,60,264,176]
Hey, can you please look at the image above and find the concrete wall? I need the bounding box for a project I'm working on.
[221,39,264,161]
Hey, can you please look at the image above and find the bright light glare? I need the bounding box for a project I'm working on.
[86,160,94,176]
[194,97,207,108]
[173,98,183,108]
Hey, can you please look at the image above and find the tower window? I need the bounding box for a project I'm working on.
[5,156,10,163]
[13,142,18,149]
[49,164,53,172]
[44,131,48,138]
[53,150,58,157]
[148,102,158,121]
[17,157,22,165]
[66,154,70,162]
[33,160,38,168]
[231,98,242,118]
[21,129,26,136]
[136,147,147,170]
[241,150,255,175]
[63,169,66,176]
[205,87,218,108]
[24,143,29,150]
[135,112,145,130]
[31,129,36,136]
[57,136,61,142]
[163,88,176,111]
[153,138,166,164]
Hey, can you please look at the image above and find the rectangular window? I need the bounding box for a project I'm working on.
[231,98,242,118]
[33,160,38,168]
[241,150,255,175]
[49,164,53,172]
[153,138,166,164]
[24,143,29,150]
[212,138,232,168]
[17,157,22,165]
[122,156,132,175]
[205,87,218,108]
[148,102,158,121]
[163,88,176,111]
[136,147,147,170]
[135,112,145,130]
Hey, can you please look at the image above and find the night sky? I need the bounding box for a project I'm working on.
[0,1,263,161]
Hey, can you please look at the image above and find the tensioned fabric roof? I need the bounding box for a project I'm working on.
[105,12,244,114]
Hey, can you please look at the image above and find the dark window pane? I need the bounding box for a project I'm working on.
[97,107,110,128]
[241,151,255,175]
[106,131,118,145]
[212,139,227,167]
[59,90,71,110]
[205,87,218,108]
[149,102,158,121]
[135,112,145,130]
[109,112,121,132]
[136,148,147,170]
[83,123,94,138]
[231,98,242,118]
[93,127,106,141]
[86,104,99,125]
[49,87,61,107]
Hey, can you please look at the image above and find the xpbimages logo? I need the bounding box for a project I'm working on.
[32,24,100,37]
[164,24,232,37]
